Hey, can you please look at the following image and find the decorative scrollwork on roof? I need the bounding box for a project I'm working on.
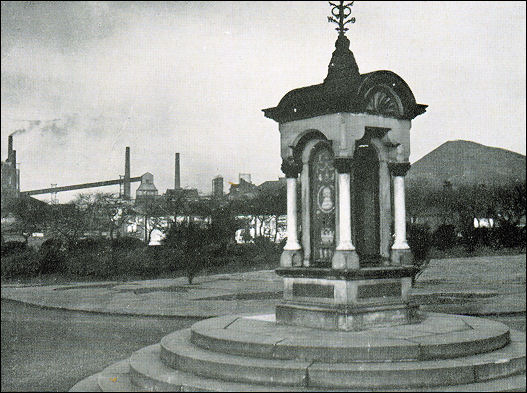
[364,86,404,118]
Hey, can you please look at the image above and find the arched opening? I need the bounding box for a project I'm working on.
[293,130,328,164]
[353,144,380,265]
[308,141,336,267]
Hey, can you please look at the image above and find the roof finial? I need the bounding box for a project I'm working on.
[327,1,355,36]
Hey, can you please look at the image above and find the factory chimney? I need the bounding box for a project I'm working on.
[124,146,131,199]
[8,135,13,163]
[175,153,180,189]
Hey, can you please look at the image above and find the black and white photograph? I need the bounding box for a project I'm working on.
[1,1,525,391]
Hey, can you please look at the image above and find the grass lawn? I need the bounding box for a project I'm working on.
[429,245,525,259]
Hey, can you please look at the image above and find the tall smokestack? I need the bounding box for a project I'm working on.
[124,146,131,199]
[8,135,13,163]
[16,165,20,193]
[13,150,18,193]
[175,153,180,189]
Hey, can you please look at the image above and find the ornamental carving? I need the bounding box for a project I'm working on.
[388,162,411,177]
[364,85,404,118]
[281,157,302,178]
[310,145,336,266]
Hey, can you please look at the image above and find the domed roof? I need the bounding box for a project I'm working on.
[263,35,427,123]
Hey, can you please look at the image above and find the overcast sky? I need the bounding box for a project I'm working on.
[1,1,525,202]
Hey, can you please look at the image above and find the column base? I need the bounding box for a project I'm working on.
[391,248,414,266]
[332,249,360,270]
[280,249,304,267]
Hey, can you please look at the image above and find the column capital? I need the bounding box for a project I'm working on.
[281,157,302,178]
[334,157,353,173]
[388,162,411,177]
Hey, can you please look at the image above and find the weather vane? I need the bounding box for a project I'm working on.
[328,1,355,36]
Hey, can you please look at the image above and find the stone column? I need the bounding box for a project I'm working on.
[280,157,303,267]
[332,158,359,269]
[389,162,412,265]
[284,177,301,250]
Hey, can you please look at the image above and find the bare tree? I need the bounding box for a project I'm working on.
[6,196,48,244]
[74,192,136,239]
[135,197,172,244]
[46,203,89,248]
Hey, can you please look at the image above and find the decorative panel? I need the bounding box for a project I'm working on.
[292,283,334,298]
[310,144,336,266]
[357,282,402,299]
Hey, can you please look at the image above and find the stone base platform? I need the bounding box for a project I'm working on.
[275,266,419,331]
[71,312,526,392]
[275,302,420,331]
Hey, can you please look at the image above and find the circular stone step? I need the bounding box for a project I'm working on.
[70,326,525,392]
[160,326,525,389]
[129,344,330,392]
[129,341,527,392]
[190,312,510,362]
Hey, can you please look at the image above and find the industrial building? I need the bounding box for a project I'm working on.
[1,135,20,206]
[212,176,224,199]
[135,173,159,201]
[1,133,286,246]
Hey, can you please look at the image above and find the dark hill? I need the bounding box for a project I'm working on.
[407,140,526,189]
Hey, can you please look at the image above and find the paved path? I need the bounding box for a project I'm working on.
[2,255,525,318]
[1,299,197,392]
[413,254,526,315]
[1,270,281,318]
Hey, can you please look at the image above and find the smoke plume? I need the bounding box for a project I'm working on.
[9,128,27,137]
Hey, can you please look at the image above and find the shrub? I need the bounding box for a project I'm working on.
[111,236,145,250]
[433,224,457,250]
[186,247,211,284]
[70,237,111,252]
[1,248,40,278]
[163,221,214,283]
[56,236,181,278]
[278,238,287,250]
[1,241,28,257]
[240,228,253,243]
[65,247,110,277]
[407,223,432,261]
[62,245,176,278]
[147,246,183,274]
[227,242,246,256]
[460,223,477,253]
[121,247,178,277]
[62,238,110,276]
[473,227,492,247]
[253,236,275,248]
[494,222,523,248]
[144,245,181,270]
[407,223,432,284]
[39,238,65,274]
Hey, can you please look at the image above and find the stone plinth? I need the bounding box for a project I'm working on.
[275,266,419,331]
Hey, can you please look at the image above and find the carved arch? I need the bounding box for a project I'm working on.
[292,129,328,164]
